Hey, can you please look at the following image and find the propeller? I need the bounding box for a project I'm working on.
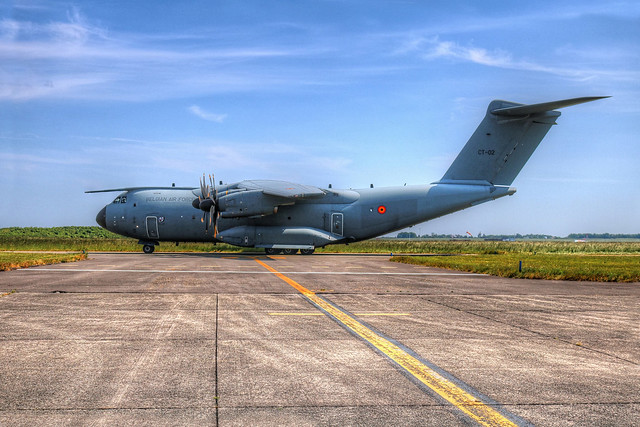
[193,173,220,237]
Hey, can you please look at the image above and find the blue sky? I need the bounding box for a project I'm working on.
[1,1,639,236]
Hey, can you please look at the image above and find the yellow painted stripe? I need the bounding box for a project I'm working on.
[1,290,16,298]
[269,312,411,316]
[269,312,325,316]
[255,258,518,427]
[353,313,410,316]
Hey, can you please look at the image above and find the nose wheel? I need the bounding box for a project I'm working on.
[142,244,155,254]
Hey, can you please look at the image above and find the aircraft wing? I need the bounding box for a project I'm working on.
[86,187,194,193]
[236,180,326,199]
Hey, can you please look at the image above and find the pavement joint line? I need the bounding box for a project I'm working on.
[15,268,484,276]
[214,294,219,425]
[3,402,638,412]
[254,258,525,427]
[3,401,639,411]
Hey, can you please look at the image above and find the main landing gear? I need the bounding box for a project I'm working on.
[139,242,314,255]
[265,248,315,255]
[139,240,159,254]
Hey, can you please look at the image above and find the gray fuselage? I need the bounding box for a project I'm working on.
[97,183,514,249]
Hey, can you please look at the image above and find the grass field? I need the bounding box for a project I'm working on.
[1,227,639,282]
[391,253,640,282]
[0,252,88,271]
[0,226,247,252]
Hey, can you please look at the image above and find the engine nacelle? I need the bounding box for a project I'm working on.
[217,190,280,218]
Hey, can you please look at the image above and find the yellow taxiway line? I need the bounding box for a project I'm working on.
[269,312,411,316]
[255,258,519,427]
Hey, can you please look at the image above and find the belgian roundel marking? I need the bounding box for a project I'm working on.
[378,205,386,214]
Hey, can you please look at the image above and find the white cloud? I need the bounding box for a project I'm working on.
[1,5,637,102]
[401,36,639,83]
[188,105,227,123]
[0,10,311,101]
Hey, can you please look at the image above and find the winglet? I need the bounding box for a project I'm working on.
[491,96,610,117]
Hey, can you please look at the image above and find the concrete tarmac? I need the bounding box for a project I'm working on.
[0,253,638,426]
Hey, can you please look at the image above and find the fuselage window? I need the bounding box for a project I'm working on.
[113,197,121,204]
[120,196,127,203]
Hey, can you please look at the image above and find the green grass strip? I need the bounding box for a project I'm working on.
[391,253,640,282]
[2,228,640,255]
[0,253,88,271]
[318,240,640,254]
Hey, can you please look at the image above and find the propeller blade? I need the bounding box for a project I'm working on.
[197,173,220,235]
[203,174,211,199]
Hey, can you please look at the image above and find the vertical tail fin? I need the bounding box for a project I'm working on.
[439,97,608,186]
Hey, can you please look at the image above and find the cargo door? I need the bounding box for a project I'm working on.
[331,213,343,236]
[146,216,159,239]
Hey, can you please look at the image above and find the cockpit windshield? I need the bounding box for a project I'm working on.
[113,193,128,204]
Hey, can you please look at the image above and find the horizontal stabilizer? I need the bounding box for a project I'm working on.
[491,96,610,117]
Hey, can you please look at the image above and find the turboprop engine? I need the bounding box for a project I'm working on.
[216,190,281,218]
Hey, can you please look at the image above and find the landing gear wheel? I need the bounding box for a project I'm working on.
[265,248,281,255]
[143,244,155,254]
[300,249,315,255]
[281,249,297,255]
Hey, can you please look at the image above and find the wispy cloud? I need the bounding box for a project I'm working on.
[1,4,638,102]
[0,150,92,173]
[0,9,313,101]
[188,105,227,123]
[395,36,639,83]
[421,38,513,68]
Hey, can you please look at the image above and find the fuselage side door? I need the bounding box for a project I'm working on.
[331,213,343,236]
[146,216,159,239]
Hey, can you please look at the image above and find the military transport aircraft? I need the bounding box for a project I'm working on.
[88,96,607,254]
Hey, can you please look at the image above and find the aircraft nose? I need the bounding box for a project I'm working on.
[96,206,107,229]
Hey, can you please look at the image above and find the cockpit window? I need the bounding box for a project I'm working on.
[113,196,121,204]
[120,196,127,204]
